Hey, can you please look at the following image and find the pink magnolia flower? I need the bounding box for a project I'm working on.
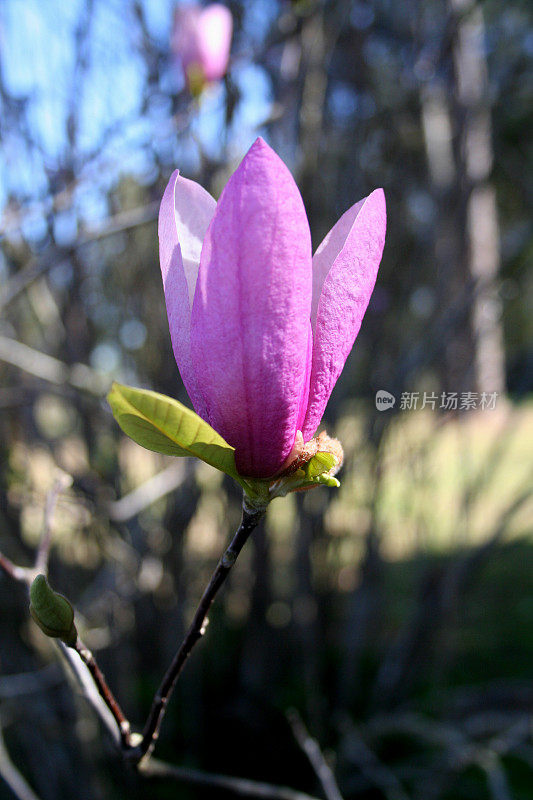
[172,4,232,90]
[159,138,386,478]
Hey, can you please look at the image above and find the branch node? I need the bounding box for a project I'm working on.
[222,551,237,568]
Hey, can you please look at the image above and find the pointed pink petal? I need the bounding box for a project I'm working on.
[190,138,312,477]
[302,189,386,440]
[159,170,216,416]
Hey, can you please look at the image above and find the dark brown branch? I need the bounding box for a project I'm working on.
[136,501,266,760]
[58,642,123,748]
[74,638,131,750]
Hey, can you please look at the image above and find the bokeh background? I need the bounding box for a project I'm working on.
[0,1,532,798]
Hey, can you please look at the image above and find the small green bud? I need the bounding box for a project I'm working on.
[305,451,336,478]
[29,574,77,647]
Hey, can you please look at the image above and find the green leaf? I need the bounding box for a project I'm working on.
[30,574,77,647]
[107,382,245,484]
[305,451,336,478]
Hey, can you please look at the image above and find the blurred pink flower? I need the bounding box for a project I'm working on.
[159,138,386,477]
[172,3,232,92]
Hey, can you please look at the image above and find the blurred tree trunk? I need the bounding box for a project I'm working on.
[422,0,505,395]
[420,78,468,392]
[451,0,505,395]
[298,7,328,228]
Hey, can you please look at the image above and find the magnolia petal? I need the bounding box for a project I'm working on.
[197,5,233,82]
[310,198,366,329]
[174,174,216,306]
[296,321,313,432]
[191,137,312,477]
[159,170,216,415]
[302,189,386,440]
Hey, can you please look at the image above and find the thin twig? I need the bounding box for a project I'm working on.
[35,474,72,574]
[73,638,131,749]
[140,757,323,800]
[0,477,71,585]
[136,501,266,760]
[58,642,122,749]
[287,709,344,800]
[0,554,31,584]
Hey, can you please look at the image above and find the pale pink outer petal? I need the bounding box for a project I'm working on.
[190,137,312,477]
[302,189,386,440]
[197,5,233,82]
[174,174,217,305]
[159,170,216,416]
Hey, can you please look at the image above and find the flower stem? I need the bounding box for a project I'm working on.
[135,498,266,761]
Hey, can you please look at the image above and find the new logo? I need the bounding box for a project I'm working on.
[375,390,396,410]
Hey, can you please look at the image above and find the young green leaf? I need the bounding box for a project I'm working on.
[305,450,337,478]
[107,382,247,485]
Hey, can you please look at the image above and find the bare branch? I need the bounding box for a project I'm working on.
[0,554,32,584]
[140,757,323,800]
[73,639,131,750]
[0,488,325,800]
[0,474,72,585]
[287,709,344,800]
[137,501,266,760]
[35,473,73,575]
[139,758,318,800]
[57,642,123,750]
